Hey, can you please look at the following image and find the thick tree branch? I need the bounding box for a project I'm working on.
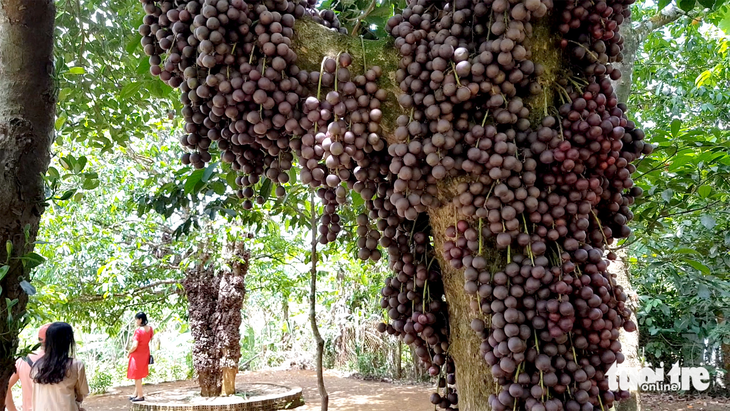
[292,18,404,142]
[635,6,688,42]
[615,5,703,102]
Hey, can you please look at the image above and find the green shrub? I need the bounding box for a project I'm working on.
[89,370,113,394]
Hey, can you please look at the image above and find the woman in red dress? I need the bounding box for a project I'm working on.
[127,312,153,402]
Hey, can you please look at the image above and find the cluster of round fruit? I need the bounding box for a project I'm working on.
[376,217,457,409]
[139,0,347,208]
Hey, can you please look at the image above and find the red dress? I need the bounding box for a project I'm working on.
[127,326,153,379]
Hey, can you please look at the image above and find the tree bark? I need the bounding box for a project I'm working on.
[309,190,328,411]
[611,248,642,411]
[0,1,56,407]
[217,240,248,396]
[183,256,222,397]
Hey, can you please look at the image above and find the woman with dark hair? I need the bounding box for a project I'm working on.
[31,322,89,411]
[127,312,154,401]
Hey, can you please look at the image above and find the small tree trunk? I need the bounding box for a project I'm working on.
[0,1,56,407]
[309,190,329,411]
[217,240,249,396]
[183,256,222,397]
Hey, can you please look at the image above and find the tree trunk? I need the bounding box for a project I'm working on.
[0,1,56,407]
[217,240,249,396]
[309,190,328,411]
[183,256,222,397]
[611,247,642,411]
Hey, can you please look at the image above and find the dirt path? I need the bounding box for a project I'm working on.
[83,369,730,411]
[83,369,434,411]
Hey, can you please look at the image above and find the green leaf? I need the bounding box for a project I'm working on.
[697,185,711,198]
[67,66,85,75]
[58,189,76,201]
[184,169,205,195]
[683,258,711,274]
[259,178,272,201]
[202,162,218,183]
[136,58,151,76]
[0,266,8,281]
[55,113,67,131]
[697,0,715,8]
[678,0,697,11]
[661,188,673,202]
[697,283,711,299]
[658,0,672,10]
[6,241,12,260]
[701,214,716,229]
[670,118,682,137]
[74,156,87,173]
[22,253,45,269]
[351,190,364,208]
[59,156,72,171]
[719,7,730,34]
[126,33,143,54]
[226,171,239,190]
[120,82,142,100]
[82,178,100,190]
[46,167,60,180]
[19,281,36,296]
[675,248,700,254]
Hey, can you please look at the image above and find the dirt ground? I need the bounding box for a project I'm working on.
[83,369,730,411]
[83,369,433,411]
[641,393,730,411]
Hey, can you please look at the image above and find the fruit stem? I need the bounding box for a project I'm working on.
[486,13,493,41]
[521,214,535,266]
[478,218,483,255]
[317,56,327,101]
[334,52,342,93]
[569,333,579,365]
[591,209,609,246]
[534,330,540,354]
[598,393,606,411]
[481,110,489,127]
[567,39,599,60]
[423,279,428,313]
[249,44,256,64]
[450,62,462,87]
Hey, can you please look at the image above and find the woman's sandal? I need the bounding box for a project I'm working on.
[131,397,145,402]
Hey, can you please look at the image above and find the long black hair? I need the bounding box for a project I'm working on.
[135,312,148,326]
[33,322,75,384]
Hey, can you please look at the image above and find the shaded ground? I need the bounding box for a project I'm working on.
[642,393,730,411]
[83,369,433,411]
[83,369,730,411]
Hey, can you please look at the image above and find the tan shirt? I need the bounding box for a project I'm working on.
[31,359,89,411]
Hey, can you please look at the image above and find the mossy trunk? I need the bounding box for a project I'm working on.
[0,1,55,408]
